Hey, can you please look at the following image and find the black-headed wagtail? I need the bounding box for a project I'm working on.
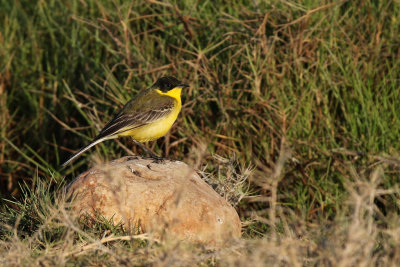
[61,76,188,166]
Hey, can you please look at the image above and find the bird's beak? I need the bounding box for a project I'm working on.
[178,84,189,89]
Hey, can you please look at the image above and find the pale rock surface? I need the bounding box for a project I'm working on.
[66,156,241,245]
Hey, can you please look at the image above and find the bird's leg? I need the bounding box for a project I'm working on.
[131,138,163,161]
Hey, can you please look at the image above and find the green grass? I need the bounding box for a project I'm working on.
[1,0,400,265]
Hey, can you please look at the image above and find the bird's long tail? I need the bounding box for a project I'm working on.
[61,137,109,167]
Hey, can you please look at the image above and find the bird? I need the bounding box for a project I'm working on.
[61,76,189,167]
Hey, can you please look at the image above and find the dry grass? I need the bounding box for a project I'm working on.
[1,153,400,266]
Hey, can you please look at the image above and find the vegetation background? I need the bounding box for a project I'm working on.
[1,0,400,265]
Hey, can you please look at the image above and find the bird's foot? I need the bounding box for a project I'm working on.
[149,154,164,163]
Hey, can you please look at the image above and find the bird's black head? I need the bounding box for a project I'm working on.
[153,76,189,93]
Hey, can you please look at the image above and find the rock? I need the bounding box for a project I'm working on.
[66,156,241,245]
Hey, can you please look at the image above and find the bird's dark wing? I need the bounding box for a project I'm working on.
[94,92,175,140]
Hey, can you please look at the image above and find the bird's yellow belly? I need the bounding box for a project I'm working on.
[118,104,181,142]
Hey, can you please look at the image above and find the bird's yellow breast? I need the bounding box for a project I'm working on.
[118,87,182,142]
